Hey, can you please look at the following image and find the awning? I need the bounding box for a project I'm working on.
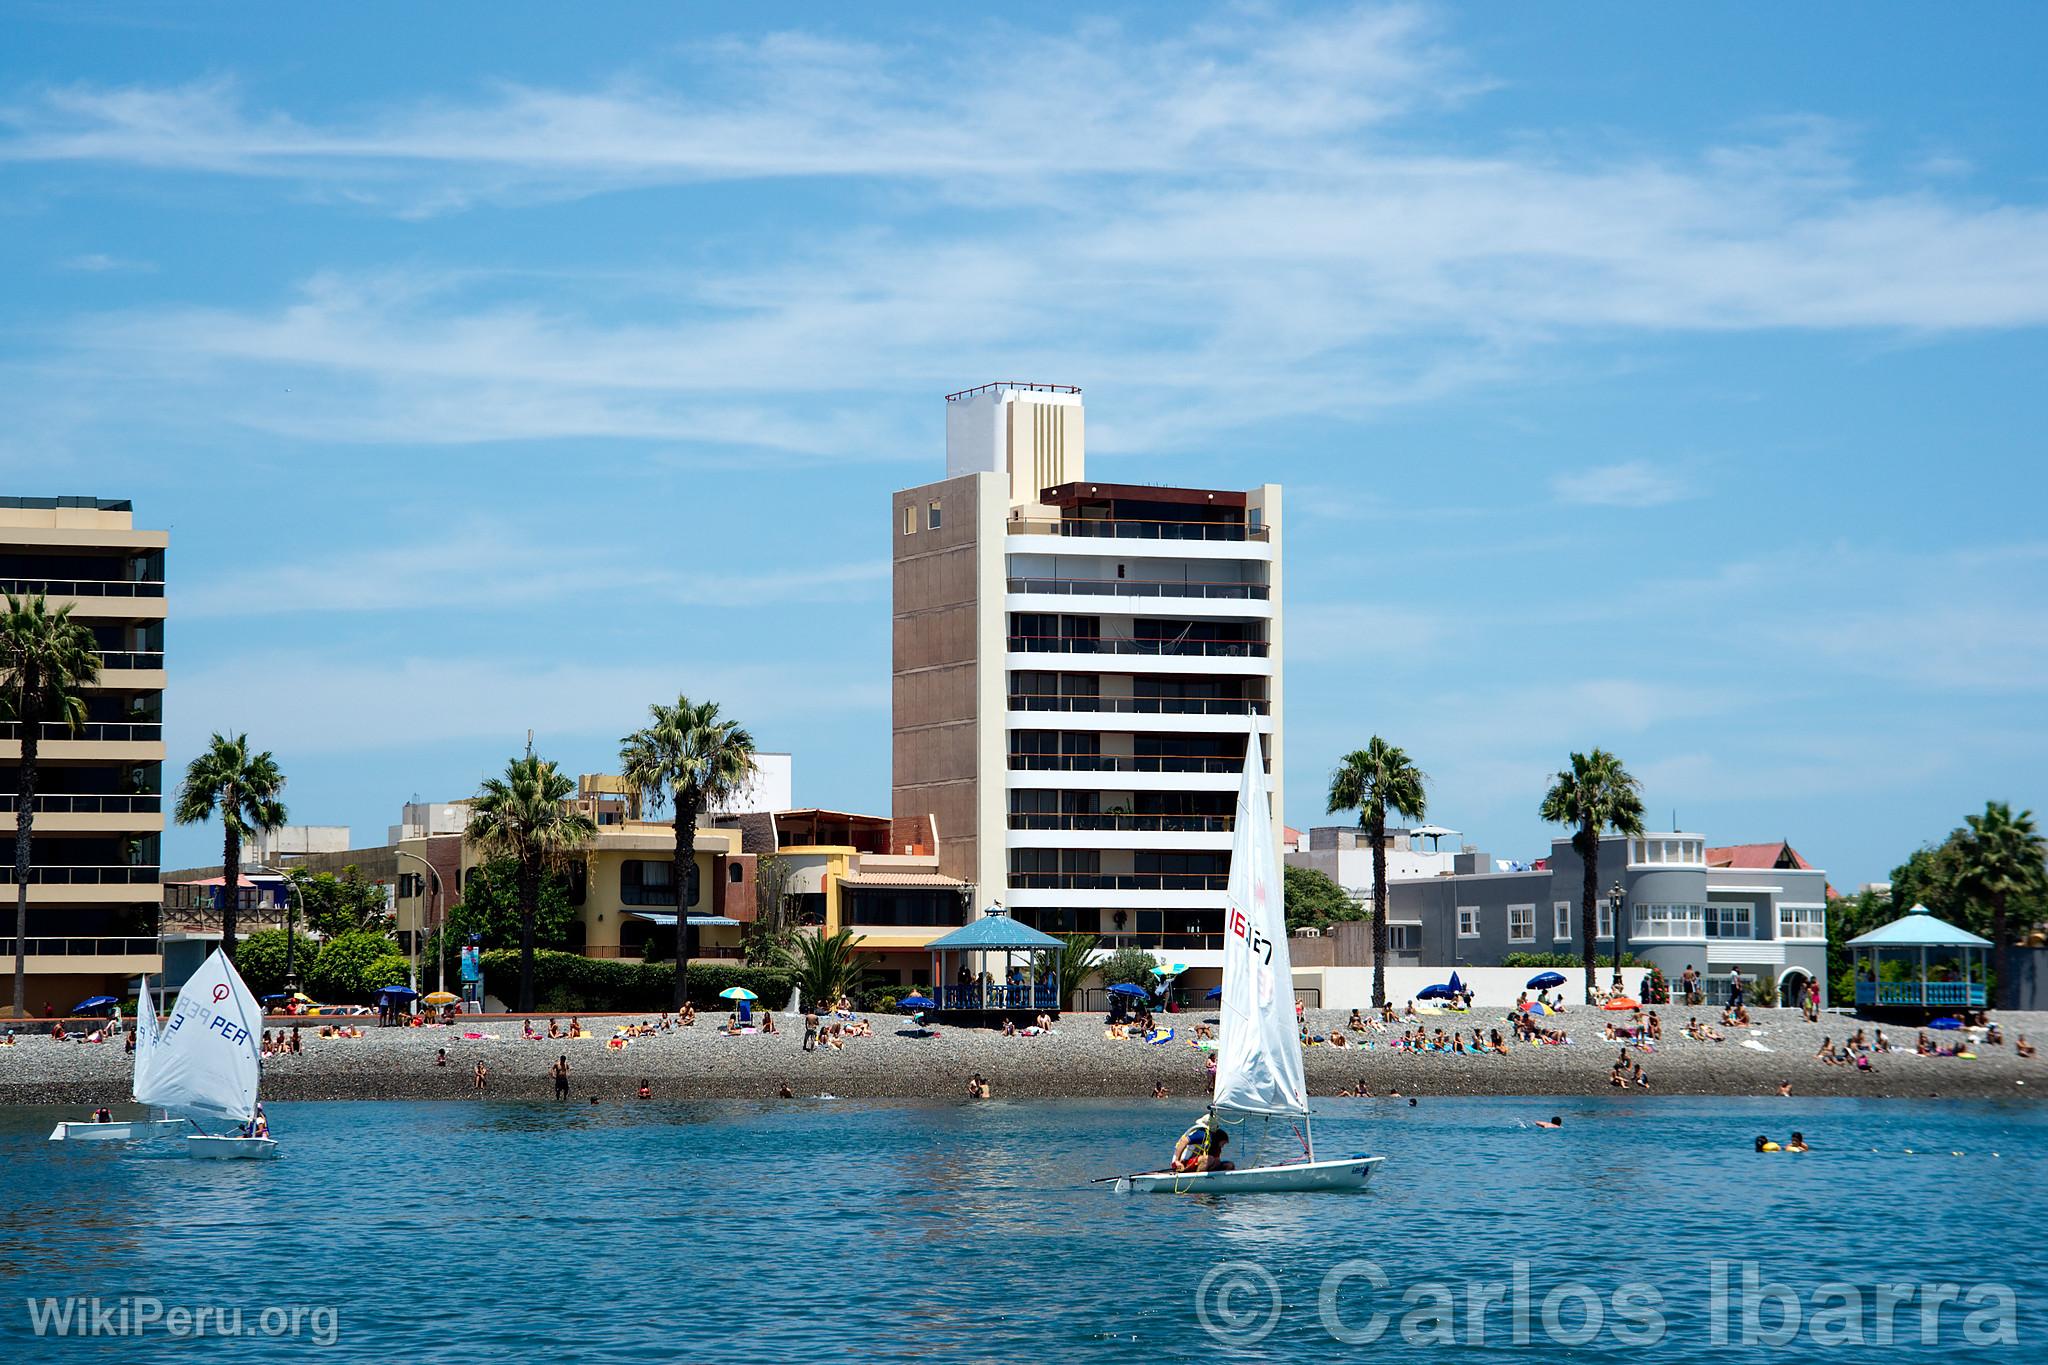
[688,915,740,927]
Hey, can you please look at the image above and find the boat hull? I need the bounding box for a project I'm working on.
[186,1135,279,1160]
[1124,1154,1383,1194]
[48,1119,186,1143]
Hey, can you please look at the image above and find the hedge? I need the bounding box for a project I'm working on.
[1498,951,1642,969]
[478,950,795,1012]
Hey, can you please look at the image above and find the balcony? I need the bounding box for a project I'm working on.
[1037,518,1264,543]
[0,721,162,743]
[0,866,161,885]
[1009,872,1229,892]
[1009,813,1232,833]
[1008,634,1267,659]
[1009,754,1241,774]
[1009,694,1266,717]
[0,794,162,814]
[0,935,161,965]
[0,578,165,598]
[96,651,164,671]
[1007,577,1268,601]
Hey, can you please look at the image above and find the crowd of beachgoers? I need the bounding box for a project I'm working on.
[4,998,2044,1103]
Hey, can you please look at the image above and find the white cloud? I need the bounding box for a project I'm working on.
[59,251,153,272]
[1550,459,1697,509]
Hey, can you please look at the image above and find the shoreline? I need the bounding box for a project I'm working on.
[6,1006,2042,1105]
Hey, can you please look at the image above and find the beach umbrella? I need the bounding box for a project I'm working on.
[1108,983,1149,998]
[717,987,758,1002]
[1601,997,1641,1011]
[1928,1017,1963,1031]
[1446,971,1466,996]
[423,991,460,1006]
[70,995,119,1014]
[1522,1001,1552,1016]
[898,994,937,1011]
[1526,971,1567,990]
[1205,987,1222,1000]
[377,985,419,1000]
[1416,983,1458,1001]
[1151,963,1188,977]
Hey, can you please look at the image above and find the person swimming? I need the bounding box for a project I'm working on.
[1786,1132,1809,1152]
[1755,1135,1781,1152]
[1536,1116,1562,1129]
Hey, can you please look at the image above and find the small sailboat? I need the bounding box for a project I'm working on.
[133,948,278,1160]
[48,977,184,1143]
[1119,726,1382,1194]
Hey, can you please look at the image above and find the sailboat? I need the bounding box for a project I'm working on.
[133,947,278,1160]
[1120,726,1382,1194]
[46,978,185,1143]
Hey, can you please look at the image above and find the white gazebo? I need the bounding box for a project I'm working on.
[1846,903,1990,1011]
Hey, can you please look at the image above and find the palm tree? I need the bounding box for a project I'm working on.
[1327,738,1428,1009]
[174,733,288,967]
[620,695,757,1009]
[1038,931,1104,1012]
[777,927,868,1012]
[1,594,102,1018]
[1539,749,1645,1003]
[1959,801,2047,1009]
[464,750,595,1012]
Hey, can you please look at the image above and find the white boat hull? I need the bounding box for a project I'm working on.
[48,1118,186,1143]
[1123,1154,1383,1194]
[186,1135,279,1160]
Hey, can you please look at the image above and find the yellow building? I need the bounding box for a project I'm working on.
[774,809,966,990]
[1,496,167,1010]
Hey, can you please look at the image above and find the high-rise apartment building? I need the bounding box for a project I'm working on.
[892,384,1281,982]
[1,496,167,1007]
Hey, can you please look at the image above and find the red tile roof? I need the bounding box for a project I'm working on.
[1705,841,1813,871]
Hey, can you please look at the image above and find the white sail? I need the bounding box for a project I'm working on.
[1209,724,1308,1118]
[134,949,262,1127]
[130,976,160,1102]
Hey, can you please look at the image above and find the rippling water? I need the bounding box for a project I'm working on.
[1,1096,2042,1361]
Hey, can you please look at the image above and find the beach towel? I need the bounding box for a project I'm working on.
[1741,1039,1773,1052]
[1145,1028,1175,1045]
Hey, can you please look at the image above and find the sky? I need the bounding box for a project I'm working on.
[2,1,2044,886]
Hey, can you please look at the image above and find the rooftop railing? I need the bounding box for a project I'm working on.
[1014,517,1265,543]
[1006,577,1269,601]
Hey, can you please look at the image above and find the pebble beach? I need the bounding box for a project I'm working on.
[5,1006,2045,1105]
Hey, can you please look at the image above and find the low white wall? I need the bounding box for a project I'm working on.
[1296,965,1651,1011]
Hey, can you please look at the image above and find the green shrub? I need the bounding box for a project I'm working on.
[1745,972,1780,1007]
[1097,946,1160,990]
[1500,951,1641,969]
[868,987,907,1014]
[307,931,406,1001]
[1641,964,1670,1005]
[478,950,794,1011]
[235,928,323,999]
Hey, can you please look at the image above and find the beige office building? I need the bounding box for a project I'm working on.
[892,385,1281,980]
[1,497,167,1008]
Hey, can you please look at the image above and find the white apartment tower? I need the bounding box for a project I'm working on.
[892,384,1282,977]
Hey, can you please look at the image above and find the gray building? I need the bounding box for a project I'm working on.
[1382,831,1831,1004]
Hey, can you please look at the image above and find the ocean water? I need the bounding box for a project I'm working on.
[0,1096,2041,1361]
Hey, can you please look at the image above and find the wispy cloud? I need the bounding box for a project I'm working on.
[58,251,153,272]
[1550,459,1697,509]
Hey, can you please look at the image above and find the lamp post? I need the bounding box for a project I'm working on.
[252,864,305,995]
[1609,878,1628,996]
[395,849,444,995]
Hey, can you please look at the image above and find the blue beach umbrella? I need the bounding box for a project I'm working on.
[1416,983,1458,1001]
[377,985,419,1000]
[899,995,938,1010]
[1205,987,1222,1000]
[1526,972,1567,991]
[70,995,119,1014]
[1928,1017,1963,1031]
[1108,983,1149,998]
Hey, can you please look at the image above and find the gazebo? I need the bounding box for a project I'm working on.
[1846,904,1990,1012]
[926,910,1063,1019]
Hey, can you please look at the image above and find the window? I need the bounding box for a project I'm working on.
[1634,903,1705,938]
[1387,924,1420,953]
[1778,905,1826,940]
[903,504,916,535]
[728,863,743,884]
[1595,900,1614,940]
[1704,903,1753,939]
[928,500,942,530]
[621,859,698,907]
[1456,906,1480,938]
[1507,904,1535,942]
[1554,902,1572,941]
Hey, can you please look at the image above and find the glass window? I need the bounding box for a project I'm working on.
[903,504,915,535]
[1704,903,1753,939]
[1595,900,1614,939]
[1778,905,1826,940]
[1388,924,1420,953]
[928,500,942,530]
[1507,904,1535,942]
[1457,906,1480,937]
[1554,902,1572,940]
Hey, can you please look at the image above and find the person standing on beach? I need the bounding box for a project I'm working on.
[1727,968,1744,1008]
[474,1062,488,1092]
[802,1009,819,1052]
[551,1055,570,1100]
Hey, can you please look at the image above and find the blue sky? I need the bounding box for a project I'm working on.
[3,2,2044,885]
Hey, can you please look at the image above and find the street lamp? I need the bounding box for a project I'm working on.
[251,864,305,994]
[1609,877,1628,996]
[396,849,445,994]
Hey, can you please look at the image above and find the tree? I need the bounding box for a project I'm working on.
[286,865,393,938]
[439,856,576,954]
[1539,749,1645,1004]
[226,927,321,1000]
[1283,863,1362,934]
[174,733,287,966]
[1959,801,2047,1008]
[1096,945,1159,992]
[742,852,798,964]
[619,695,757,1010]
[1328,737,1428,1009]
[1,593,100,1019]
[775,927,867,1011]
[464,750,596,1012]
[1036,931,1104,1011]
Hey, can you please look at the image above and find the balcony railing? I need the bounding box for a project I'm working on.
[1096,931,1227,952]
[1020,518,1266,543]
[0,794,162,814]
[0,578,165,598]
[1009,873,1229,891]
[1854,980,1987,1007]
[1008,813,1233,833]
[0,865,161,885]
[97,651,165,671]
[0,721,163,743]
[1007,577,1269,601]
[0,935,160,959]
[1009,754,1242,774]
[1008,635,1268,659]
[1009,694,1267,716]
[161,905,287,931]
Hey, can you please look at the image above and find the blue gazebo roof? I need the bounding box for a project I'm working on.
[925,912,1063,952]
[1846,904,1991,950]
